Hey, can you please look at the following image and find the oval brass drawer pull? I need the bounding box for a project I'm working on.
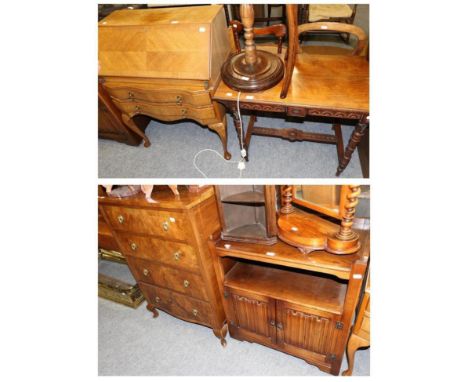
[181,108,187,115]
[192,309,198,317]
[130,242,137,251]
[143,268,150,277]
[173,251,181,261]
[128,91,134,98]
[183,280,190,288]
[162,221,169,231]
[117,215,124,224]
[176,95,182,105]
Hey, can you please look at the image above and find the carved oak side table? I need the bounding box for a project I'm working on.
[213,54,369,176]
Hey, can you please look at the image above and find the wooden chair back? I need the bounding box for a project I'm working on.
[229,20,287,54]
[298,22,368,56]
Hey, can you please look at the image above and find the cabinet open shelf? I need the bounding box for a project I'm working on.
[221,191,265,205]
[224,261,346,316]
[224,223,268,240]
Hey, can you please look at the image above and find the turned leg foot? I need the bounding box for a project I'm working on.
[342,333,369,376]
[208,116,231,160]
[146,303,159,318]
[212,323,228,348]
[336,121,367,176]
[122,113,151,147]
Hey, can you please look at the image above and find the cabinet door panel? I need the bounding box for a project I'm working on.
[225,287,276,345]
[276,300,341,361]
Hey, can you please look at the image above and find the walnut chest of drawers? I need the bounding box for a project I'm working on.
[99,186,228,345]
[98,5,232,159]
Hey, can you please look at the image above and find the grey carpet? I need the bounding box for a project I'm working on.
[98,297,370,376]
[98,116,363,178]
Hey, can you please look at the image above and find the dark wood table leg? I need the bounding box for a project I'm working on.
[336,121,368,176]
[227,102,250,161]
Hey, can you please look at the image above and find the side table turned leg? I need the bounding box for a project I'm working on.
[229,103,249,161]
[122,113,151,148]
[336,121,368,176]
[208,116,231,160]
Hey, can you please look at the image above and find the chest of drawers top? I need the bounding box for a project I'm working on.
[98,5,230,86]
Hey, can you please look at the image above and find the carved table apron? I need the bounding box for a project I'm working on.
[213,54,369,176]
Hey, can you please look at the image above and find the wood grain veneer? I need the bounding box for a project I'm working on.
[99,186,228,346]
[98,5,233,158]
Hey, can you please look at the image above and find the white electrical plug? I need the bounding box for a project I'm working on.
[240,149,247,158]
[237,161,246,170]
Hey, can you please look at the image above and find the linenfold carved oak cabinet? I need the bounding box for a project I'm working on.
[98,5,232,159]
[99,186,228,346]
[209,230,370,375]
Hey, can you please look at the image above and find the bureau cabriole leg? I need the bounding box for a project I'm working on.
[146,303,159,318]
[212,323,228,347]
[121,113,151,148]
[336,121,367,176]
[342,333,369,376]
[208,116,231,160]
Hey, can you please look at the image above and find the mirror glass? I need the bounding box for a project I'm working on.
[292,185,343,219]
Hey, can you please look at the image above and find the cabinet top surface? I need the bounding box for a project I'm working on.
[214,54,369,113]
[99,5,224,26]
[98,187,214,210]
[216,230,369,280]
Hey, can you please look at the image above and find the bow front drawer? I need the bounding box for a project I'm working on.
[103,82,212,107]
[127,257,208,301]
[103,205,189,241]
[117,232,199,273]
[112,99,217,122]
[139,282,212,326]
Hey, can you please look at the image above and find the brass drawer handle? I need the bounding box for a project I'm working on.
[192,309,198,317]
[130,242,137,251]
[176,95,182,105]
[181,108,187,115]
[155,296,160,303]
[270,320,275,326]
[277,322,283,330]
[135,105,140,112]
[183,280,190,288]
[143,268,150,277]
[162,221,169,231]
[173,250,181,261]
[117,215,124,224]
[128,91,134,98]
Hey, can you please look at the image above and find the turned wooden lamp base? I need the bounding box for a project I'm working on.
[277,211,360,255]
[221,50,284,92]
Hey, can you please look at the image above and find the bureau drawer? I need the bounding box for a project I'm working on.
[113,100,217,121]
[139,282,212,327]
[127,257,208,301]
[118,232,199,273]
[104,82,212,107]
[103,205,189,241]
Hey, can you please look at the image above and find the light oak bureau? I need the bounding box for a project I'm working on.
[98,5,233,159]
[99,186,228,346]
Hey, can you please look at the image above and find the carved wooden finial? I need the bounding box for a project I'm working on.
[335,185,360,240]
[280,185,294,214]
